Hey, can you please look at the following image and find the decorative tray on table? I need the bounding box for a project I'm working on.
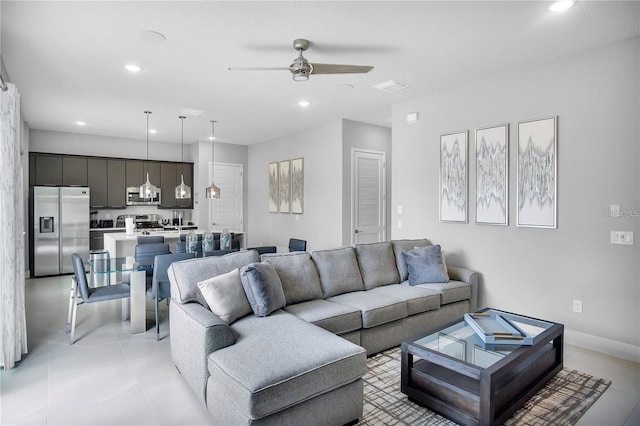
[464,311,533,345]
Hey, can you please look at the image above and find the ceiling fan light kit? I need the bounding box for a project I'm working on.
[229,38,374,81]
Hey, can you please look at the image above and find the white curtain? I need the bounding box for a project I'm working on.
[0,82,28,369]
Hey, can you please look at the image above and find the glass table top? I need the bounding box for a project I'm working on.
[410,309,556,369]
[88,256,151,274]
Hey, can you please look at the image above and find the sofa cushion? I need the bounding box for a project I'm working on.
[207,311,367,420]
[414,280,471,305]
[240,263,286,317]
[169,250,260,306]
[261,252,324,305]
[284,299,362,335]
[355,242,401,289]
[367,284,441,316]
[391,239,432,281]
[312,247,365,298]
[328,291,407,328]
[402,245,449,285]
[197,268,252,324]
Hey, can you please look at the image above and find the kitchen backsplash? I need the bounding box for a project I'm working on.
[93,205,193,224]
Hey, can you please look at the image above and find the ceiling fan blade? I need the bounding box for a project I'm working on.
[228,67,292,71]
[310,63,374,75]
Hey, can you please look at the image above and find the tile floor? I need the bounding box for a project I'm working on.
[1,275,639,425]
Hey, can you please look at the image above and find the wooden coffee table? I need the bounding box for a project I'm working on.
[401,308,564,426]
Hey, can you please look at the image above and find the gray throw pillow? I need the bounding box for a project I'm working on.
[401,245,449,285]
[240,262,286,317]
[197,268,252,324]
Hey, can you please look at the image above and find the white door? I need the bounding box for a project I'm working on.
[209,163,243,232]
[352,150,386,244]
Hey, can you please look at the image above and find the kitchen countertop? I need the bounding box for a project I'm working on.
[90,227,126,232]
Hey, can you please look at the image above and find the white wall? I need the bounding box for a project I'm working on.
[247,120,343,250]
[391,38,640,359]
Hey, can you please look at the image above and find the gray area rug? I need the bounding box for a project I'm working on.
[359,348,610,425]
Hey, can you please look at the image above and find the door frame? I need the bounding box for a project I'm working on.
[350,148,387,245]
[208,162,244,233]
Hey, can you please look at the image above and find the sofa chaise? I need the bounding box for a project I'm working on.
[168,238,479,425]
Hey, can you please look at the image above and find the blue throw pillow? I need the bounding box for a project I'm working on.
[401,245,449,285]
[240,262,286,317]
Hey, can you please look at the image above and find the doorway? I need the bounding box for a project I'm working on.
[351,149,386,244]
[208,163,243,232]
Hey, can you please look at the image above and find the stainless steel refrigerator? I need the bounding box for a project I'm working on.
[30,186,90,277]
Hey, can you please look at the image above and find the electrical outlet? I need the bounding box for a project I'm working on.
[572,299,583,314]
[611,231,634,245]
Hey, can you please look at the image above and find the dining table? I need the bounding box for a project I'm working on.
[88,255,152,334]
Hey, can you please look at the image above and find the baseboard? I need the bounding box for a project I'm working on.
[564,329,640,363]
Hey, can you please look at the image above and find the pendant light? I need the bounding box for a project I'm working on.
[139,111,158,199]
[205,120,221,199]
[175,115,192,199]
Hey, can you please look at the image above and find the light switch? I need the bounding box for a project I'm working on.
[397,205,403,215]
[397,220,403,229]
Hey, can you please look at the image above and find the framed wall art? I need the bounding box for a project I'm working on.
[517,116,557,228]
[475,124,509,225]
[268,162,279,213]
[440,130,468,223]
[278,159,291,213]
[291,157,304,214]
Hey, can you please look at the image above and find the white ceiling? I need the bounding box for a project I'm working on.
[2,1,638,146]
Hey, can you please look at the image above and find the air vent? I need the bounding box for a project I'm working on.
[372,80,408,93]
[178,108,203,117]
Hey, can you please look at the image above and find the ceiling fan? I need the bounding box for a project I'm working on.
[229,39,374,81]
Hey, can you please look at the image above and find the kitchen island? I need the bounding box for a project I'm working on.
[103,230,245,259]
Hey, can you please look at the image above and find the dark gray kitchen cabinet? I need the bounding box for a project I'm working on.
[33,155,63,186]
[62,157,88,186]
[87,158,125,208]
[87,158,108,208]
[107,160,126,208]
[176,163,193,208]
[159,162,193,209]
[126,160,160,189]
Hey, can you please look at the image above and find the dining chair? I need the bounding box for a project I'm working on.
[137,235,165,244]
[148,252,195,340]
[288,238,307,252]
[123,243,170,286]
[247,246,277,255]
[66,253,131,344]
[174,241,187,253]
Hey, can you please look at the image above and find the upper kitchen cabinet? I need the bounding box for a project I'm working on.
[126,160,160,189]
[87,158,126,208]
[62,157,88,186]
[32,154,63,186]
[159,162,193,209]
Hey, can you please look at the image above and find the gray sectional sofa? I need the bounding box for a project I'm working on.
[168,238,479,425]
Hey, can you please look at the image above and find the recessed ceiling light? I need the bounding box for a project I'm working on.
[148,129,157,134]
[124,64,142,73]
[75,121,86,126]
[547,1,575,12]
[299,100,310,108]
[208,136,216,141]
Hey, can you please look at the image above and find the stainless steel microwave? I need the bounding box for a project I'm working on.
[126,187,161,206]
